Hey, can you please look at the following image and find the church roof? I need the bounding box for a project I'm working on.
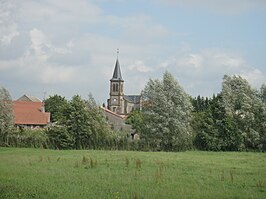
[124,95,141,103]
[111,59,123,81]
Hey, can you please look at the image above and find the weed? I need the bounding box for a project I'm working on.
[105,159,109,167]
[230,171,234,183]
[82,156,89,165]
[38,156,43,162]
[56,157,60,162]
[133,192,138,199]
[220,170,224,181]
[256,180,264,188]
[90,158,97,168]
[125,157,129,167]
[113,191,120,199]
[74,161,79,168]
[136,159,141,170]
[47,157,51,163]
[28,159,32,166]
[154,162,165,184]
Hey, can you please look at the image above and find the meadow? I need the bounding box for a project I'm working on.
[0,148,265,199]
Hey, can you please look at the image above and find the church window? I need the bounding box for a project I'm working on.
[115,84,119,92]
[113,84,116,92]
[113,107,116,112]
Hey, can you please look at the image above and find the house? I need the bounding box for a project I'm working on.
[17,94,42,102]
[107,56,142,115]
[13,95,50,128]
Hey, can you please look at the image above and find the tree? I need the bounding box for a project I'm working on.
[44,95,69,123]
[85,93,113,149]
[141,71,193,151]
[66,95,91,149]
[0,86,13,146]
[260,84,266,105]
[46,125,74,149]
[126,110,144,135]
[221,75,265,151]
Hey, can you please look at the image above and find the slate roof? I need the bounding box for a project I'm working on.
[124,95,141,103]
[13,101,50,125]
[111,59,123,81]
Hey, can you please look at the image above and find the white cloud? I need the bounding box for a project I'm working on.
[0,0,265,102]
[0,0,19,45]
[41,65,76,84]
[128,60,153,73]
[160,48,265,96]
[186,54,203,68]
[17,0,102,25]
[241,69,266,88]
[29,29,51,61]
[158,0,266,15]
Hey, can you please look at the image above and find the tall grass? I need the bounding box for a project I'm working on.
[0,148,265,198]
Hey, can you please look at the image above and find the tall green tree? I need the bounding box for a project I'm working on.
[46,125,74,149]
[126,110,144,135]
[221,75,265,151]
[257,84,266,150]
[0,86,13,146]
[85,93,113,149]
[260,84,266,105]
[66,95,91,149]
[141,71,193,151]
[44,95,69,123]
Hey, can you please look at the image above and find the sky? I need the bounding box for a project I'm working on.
[0,0,266,104]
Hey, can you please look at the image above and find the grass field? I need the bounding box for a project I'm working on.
[0,148,265,199]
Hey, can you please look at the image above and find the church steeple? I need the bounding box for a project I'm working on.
[108,49,125,115]
[111,58,123,81]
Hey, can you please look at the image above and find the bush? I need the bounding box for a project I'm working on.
[46,125,74,149]
[7,128,48,148]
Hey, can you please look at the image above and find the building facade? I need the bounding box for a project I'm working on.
[107,58,141,115]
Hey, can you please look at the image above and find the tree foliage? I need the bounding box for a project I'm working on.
[192,75,266,151]
[140,71,193,151]
[0,86,14,146]
[44,95,69,123]
[46,125,74,149]
[44,94,114,150]
[221,75,265,151]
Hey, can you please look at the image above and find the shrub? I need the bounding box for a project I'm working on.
[7,128,48,148]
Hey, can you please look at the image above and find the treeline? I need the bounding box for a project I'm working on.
[191,75,266,151]
[127,73,266,152]
[0,92,132,150]
[0,72,265,151]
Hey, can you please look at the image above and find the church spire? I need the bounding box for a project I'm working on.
[111,49,123,81]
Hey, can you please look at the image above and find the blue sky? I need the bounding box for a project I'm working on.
[0,0,265,103]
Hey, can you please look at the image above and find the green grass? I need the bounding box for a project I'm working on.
[0,148,265,199]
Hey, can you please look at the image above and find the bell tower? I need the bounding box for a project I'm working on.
[108,50,124,114]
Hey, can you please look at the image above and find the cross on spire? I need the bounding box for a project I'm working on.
[117,48,119,58]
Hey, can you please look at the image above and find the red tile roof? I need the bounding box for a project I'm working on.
[13,101,50,125]
[101,107,125,119]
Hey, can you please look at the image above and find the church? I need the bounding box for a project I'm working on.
[107,57,142,116]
